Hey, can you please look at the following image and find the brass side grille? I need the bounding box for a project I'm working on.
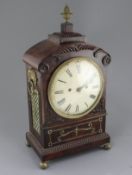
[27,69,40,134]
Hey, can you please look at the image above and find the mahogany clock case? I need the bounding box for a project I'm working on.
[24,36,111,163]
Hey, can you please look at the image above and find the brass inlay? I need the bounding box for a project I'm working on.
[61,5,72,22]
[48,130,53,147]
[47,117,103,147]
[58,124,95,142]
[28,69,40,134]
[98,117,103,133]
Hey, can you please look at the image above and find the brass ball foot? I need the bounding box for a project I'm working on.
[40,161,48,169]
[100,143,112,150]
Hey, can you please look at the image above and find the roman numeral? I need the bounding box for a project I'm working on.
[66,69,72,77]
[57,98,66,105]
[90,94,96,99]
[55,90,64,94]
[92,85,98,89]
[65,104,72,112]
[89,73,96,84]
[76,63,81,73]
[75,105,79,112]
[58,80,67,84]
[85,102,88,108]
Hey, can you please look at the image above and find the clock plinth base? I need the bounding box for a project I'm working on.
[26,131,110,167]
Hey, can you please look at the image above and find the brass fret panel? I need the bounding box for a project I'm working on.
[28,69,40,134]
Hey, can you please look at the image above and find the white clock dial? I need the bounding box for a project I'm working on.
[48,57,104,119]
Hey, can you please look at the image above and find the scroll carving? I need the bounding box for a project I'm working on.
[93,48,111,66]
[38,63,49,73]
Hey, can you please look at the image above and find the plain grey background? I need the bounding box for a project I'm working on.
[0,0,132,174]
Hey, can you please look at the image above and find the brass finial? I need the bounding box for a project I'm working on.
[61,5,72,22]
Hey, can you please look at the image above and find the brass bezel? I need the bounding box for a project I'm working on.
[48,57,104,119]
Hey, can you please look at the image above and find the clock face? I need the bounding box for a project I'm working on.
[48,57,104,119]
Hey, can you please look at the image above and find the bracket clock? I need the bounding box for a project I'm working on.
[23,5,111,169]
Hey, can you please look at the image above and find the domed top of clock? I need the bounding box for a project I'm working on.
[23,5,111,71]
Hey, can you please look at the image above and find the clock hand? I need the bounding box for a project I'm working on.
[77,73,96,92]
[88,73,96,84]
[76,81,88,92]
[76,85,84,92]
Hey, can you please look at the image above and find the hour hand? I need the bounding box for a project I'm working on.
[76,81,88,92]
[76,86,83,92]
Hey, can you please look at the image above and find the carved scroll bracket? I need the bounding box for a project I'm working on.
[93,48,111,66]
[38,63,49,73]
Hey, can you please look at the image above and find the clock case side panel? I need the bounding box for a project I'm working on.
[23,40,60,147]
[25,64,44,144]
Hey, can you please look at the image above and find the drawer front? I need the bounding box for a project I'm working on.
[44,116,104,148]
